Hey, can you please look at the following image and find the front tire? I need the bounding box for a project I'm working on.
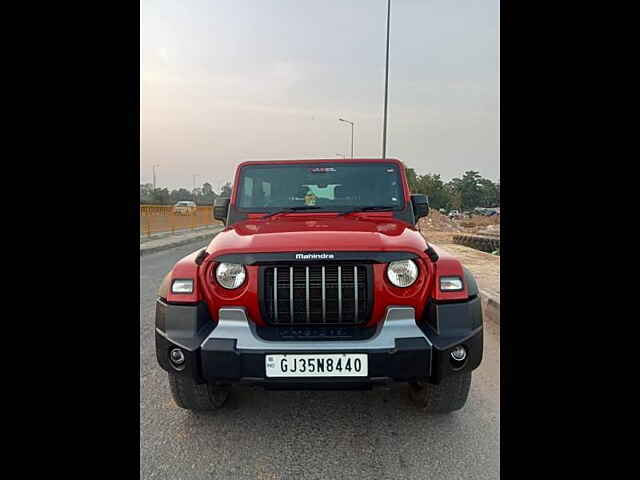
[168,373,229,411]
[409,372,472,413]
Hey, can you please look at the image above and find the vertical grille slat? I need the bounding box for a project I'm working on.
[321,266,326,323]
[354,265,359,323]
[289,266,294,323]
[273,267,278,321]
[338,265,342,322]
[263,263,369,325]
[305,266,310,323]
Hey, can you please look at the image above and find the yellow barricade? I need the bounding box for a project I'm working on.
[140,205,220,236]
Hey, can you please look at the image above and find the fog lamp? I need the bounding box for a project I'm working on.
[450,345,467,362]
[170,348,185,366]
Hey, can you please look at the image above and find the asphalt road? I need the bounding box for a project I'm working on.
[141,242,500,480]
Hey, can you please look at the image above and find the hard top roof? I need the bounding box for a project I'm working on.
[237,158,405,169]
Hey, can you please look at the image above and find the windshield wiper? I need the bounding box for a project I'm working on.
[262,206,322,218]
[338,206,395,216]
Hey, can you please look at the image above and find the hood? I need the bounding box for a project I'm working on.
[206,214,428,257]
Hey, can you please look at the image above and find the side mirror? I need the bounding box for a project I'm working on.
[213,197,230,224]
[411,194,429,222]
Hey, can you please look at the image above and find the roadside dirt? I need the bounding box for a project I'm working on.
[436,244,500,299]
[419,211,500,300]
[419,211,500,244]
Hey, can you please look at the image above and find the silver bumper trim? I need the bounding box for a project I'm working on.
[201,306,432,351]
[155,328,198,352]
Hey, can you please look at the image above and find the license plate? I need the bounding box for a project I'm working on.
[265,353,368,378]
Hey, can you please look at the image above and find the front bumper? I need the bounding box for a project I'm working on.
[155,298,483,390]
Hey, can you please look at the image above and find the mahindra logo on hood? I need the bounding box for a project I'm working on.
[296,253,335,260]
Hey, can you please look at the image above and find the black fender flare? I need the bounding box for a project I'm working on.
[463,266,479,298]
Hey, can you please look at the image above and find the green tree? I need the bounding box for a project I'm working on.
[477,178,498,208]
[415,173,449,210]
[404,164,498,212]
[141,180,229,205]
[151,188,171,205]
[445,171,485,211]
[446,178,464,210]
[196,182,218,205]
[405,167,419,193]
[170,188,193,203]
[219,182,232,198]
[461,171,483,210]
[140,183,154,204]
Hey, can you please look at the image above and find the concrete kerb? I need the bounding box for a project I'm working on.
[140,226,223,256]
[453,234,500,254]
[479,289,500,325]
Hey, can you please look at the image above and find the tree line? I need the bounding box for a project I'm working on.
[140,182,232,205]
[405,168,499,212]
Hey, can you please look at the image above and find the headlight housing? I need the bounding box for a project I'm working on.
[171,279,194,294]
[440,276,463,291]
[386,259,419,287]
[215,263,246,289]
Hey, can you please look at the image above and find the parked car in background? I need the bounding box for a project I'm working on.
[448,209,461,219]
[173,201,197,215]
[473,207,500,217]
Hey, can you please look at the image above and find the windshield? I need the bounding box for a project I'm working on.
[237,163,405,211]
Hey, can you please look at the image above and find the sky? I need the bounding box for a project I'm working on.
[141,0,499,192]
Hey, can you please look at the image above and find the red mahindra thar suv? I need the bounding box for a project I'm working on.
[155,159,483,413]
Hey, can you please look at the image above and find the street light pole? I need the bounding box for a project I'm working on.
[338,118,355,159]
[193,174,200,194]
[382,0,391,159]
[152,164,160,190]
[351,122,354,159]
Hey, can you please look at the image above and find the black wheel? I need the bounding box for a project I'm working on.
[168,373,229,411]
[409,372,472,413]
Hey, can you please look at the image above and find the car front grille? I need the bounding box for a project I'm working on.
[261,264,370,325]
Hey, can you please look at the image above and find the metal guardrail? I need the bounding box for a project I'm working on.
[140,205,220,236]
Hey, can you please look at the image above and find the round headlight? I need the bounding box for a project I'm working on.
[215,263,246,289]
[386,259,419,288]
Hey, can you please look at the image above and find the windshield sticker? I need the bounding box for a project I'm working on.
[311,167,336,173]
[386,168,394,173]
